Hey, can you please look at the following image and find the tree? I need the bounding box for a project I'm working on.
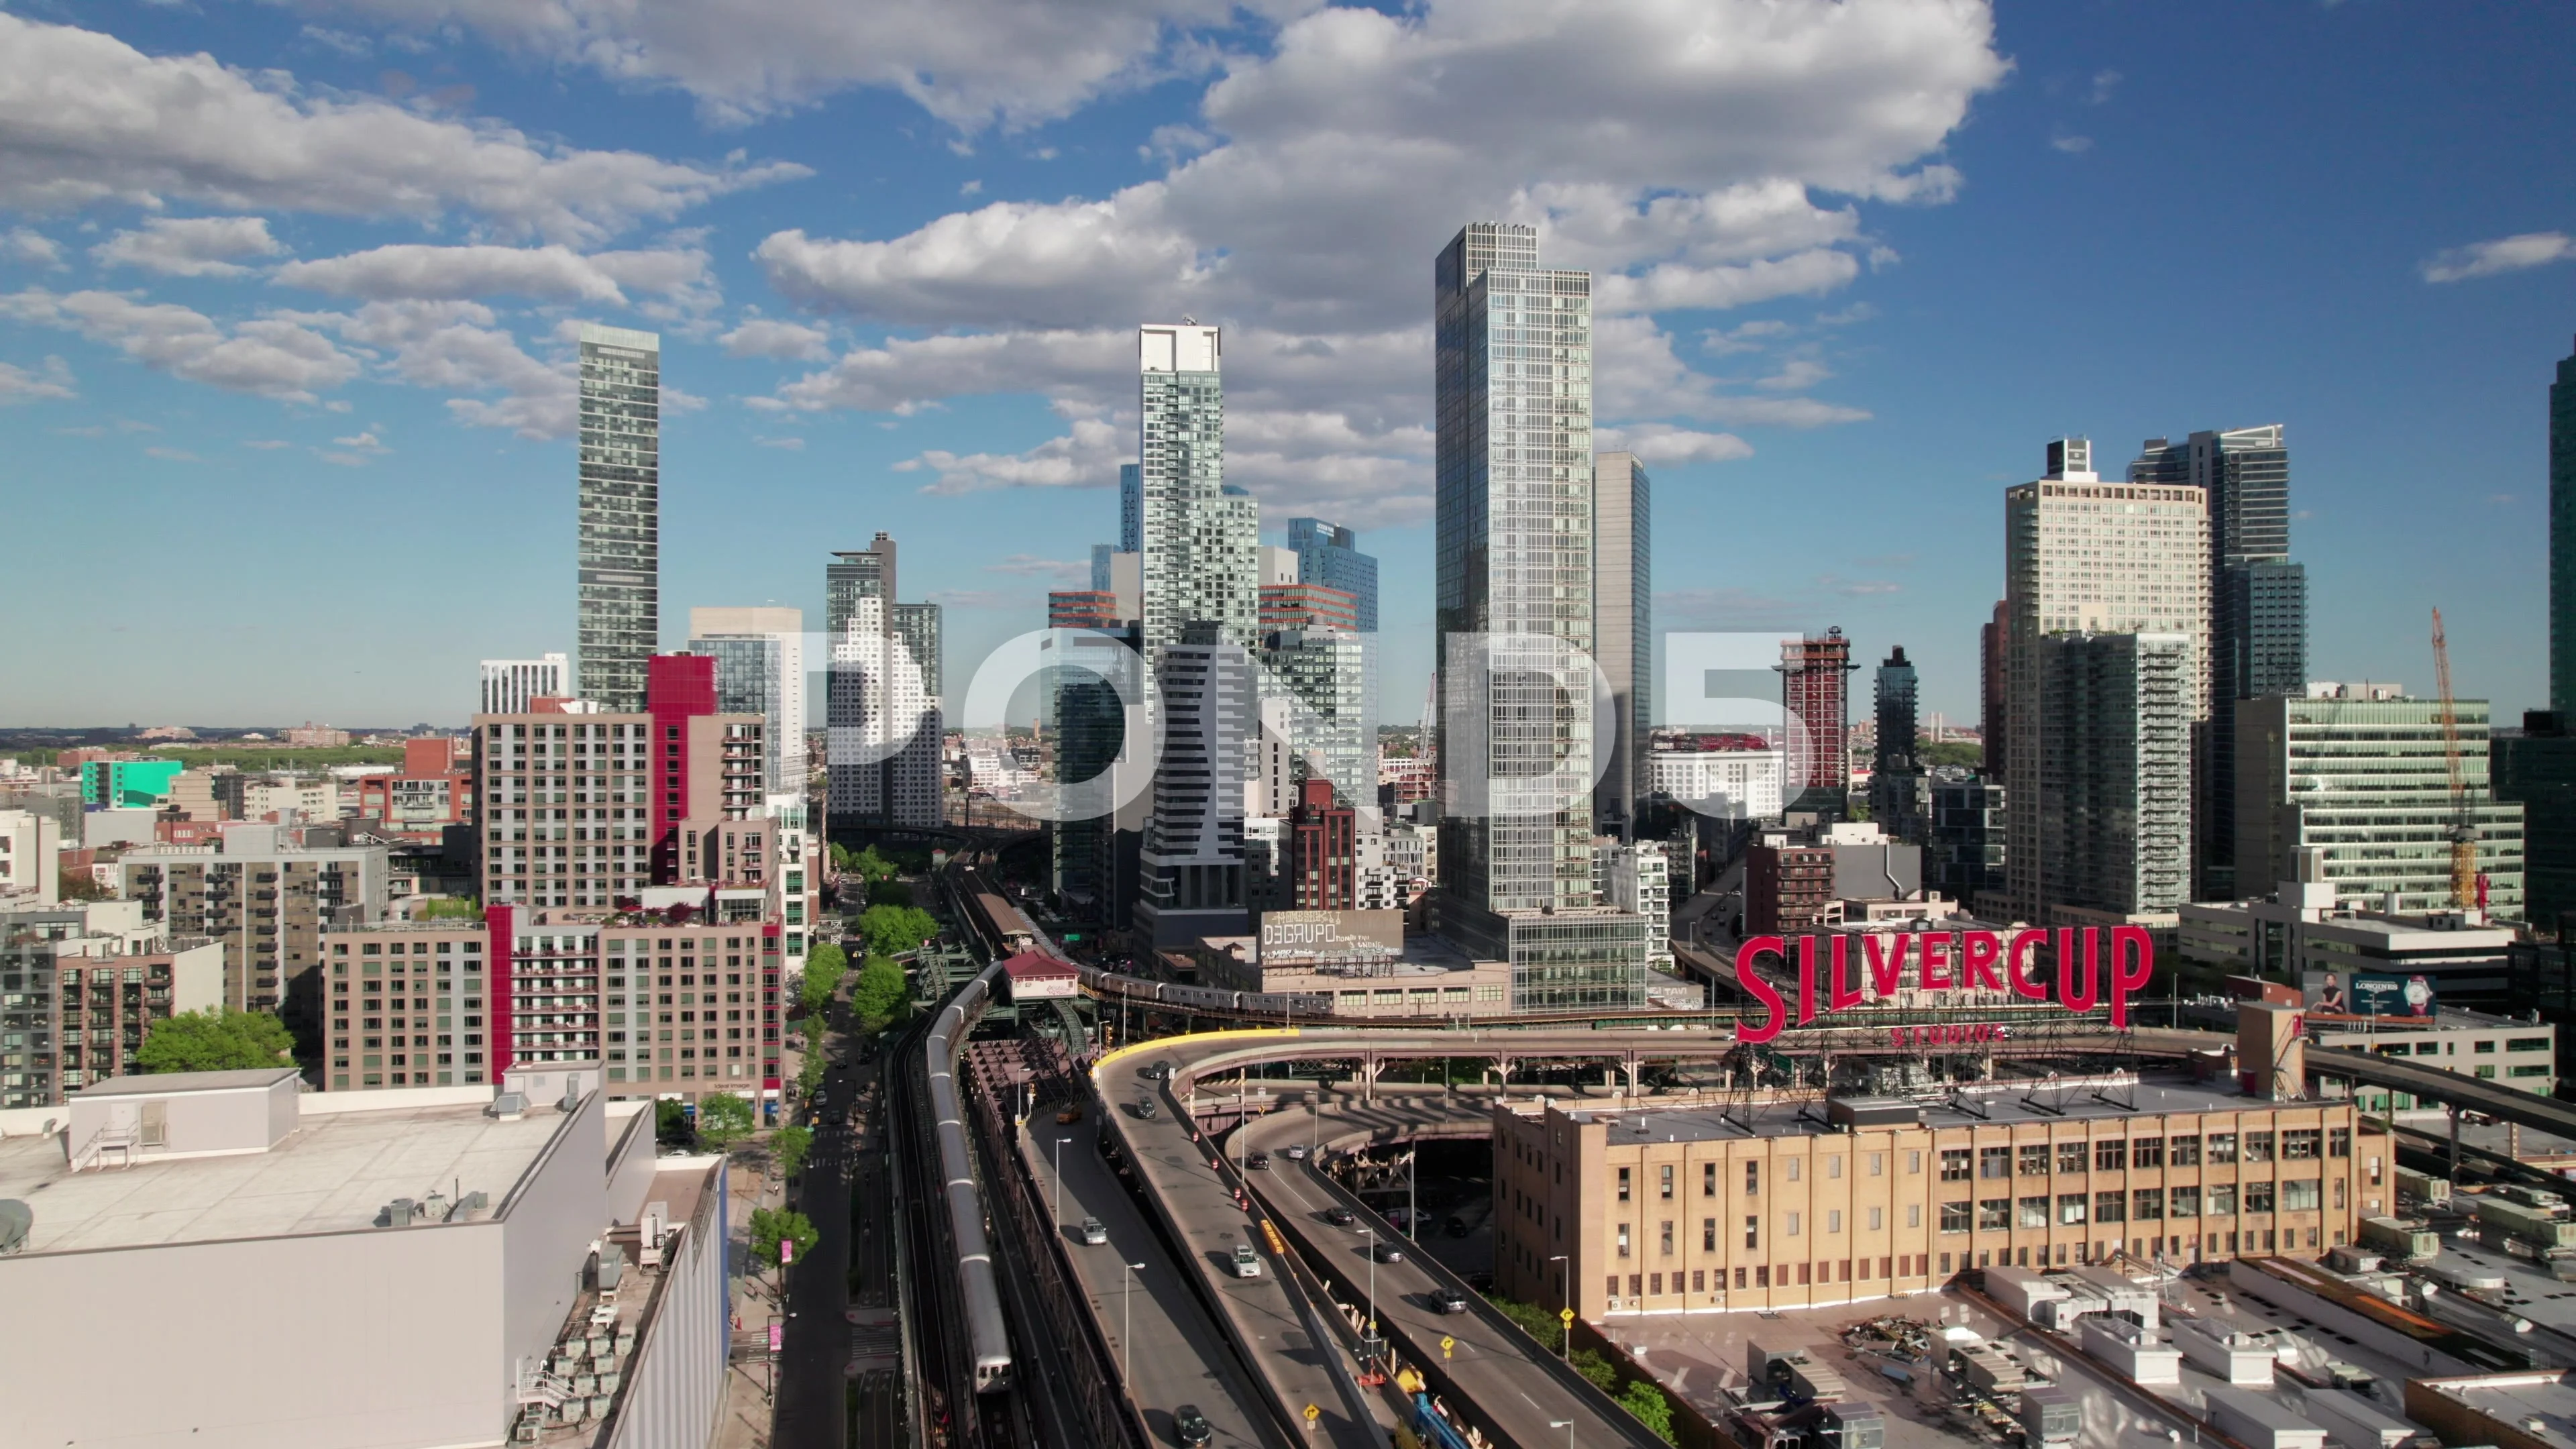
[799,942,849,1017]
[849,845,899,883]
[851,955,908,1028]
[655,1099,691,1146]
[865,877,914,908]
[694,1091,756,1150]
[136,1009,294,1073]
[1617,1381,1676,1444]
[750,1206,818,1268]
[772,1125,814,1181]
[56,872,110,903]
[857,904,938,958]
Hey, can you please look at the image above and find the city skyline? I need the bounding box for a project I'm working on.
[1,5,2571,737]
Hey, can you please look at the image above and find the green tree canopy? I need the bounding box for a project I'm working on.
[750,1205,818,1267]
[694,1091,756,1150]
[655,1099,691,1146]
[865,878,914,908]
[799,942,849,1016]
[771,1124,813,1180]
[136,1009,294,1073]
[857,904,938,958]
[851,955,908,1028]
[1617,1381,1676,1443]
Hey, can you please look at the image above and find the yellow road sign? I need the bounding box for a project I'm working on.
[1440,1334,1455,1360]
[1304,1403,1321,1422]
[1559,1307,1575,1324]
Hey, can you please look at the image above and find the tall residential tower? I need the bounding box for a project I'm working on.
[575,323,661,712]
[1592,452,1651,835]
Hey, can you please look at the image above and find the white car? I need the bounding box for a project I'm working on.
[1231,1244,1263,1279]
[1079,1218,1109,1246]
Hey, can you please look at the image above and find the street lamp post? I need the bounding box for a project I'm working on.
[1053,1136,1073,1232]
[1360,1228,1379,1369]
[1548,1254,1570,1360]
[1122,1261,1146,1384]
[1551,1419,1576,1449]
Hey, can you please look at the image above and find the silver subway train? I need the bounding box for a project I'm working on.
[924,959,1014,1394]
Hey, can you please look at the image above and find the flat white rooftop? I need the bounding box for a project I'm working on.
[0,1099,567,1254]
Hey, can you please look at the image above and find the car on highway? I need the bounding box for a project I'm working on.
[1324,1206,1356,1226]
[1283,1143,1309,1161]
[1371,1242,1407,1263]
[1245,1151,1271,1170]
[1142,1062,1174,1081]
[1230,1244,1263,1279]
[1134,1098,1158,1118]
[1433,1288,1469,1315]
[1173,1404,1214,1446]
[1079,1217,1110,1246]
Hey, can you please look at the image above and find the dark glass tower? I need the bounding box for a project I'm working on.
[575,323,660,711]
[2555,337,2576,716]
[1870,645,1923,841]
[2133,425,2306,899]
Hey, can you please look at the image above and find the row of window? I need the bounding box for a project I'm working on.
[1610,1178,2334,1258]
[1609,1130,2353,1201]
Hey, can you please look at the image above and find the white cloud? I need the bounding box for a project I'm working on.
[2088,69,2121,105]
[263,0,1242,130]
[3,228,65,268]
[1755,358,1834,392]
[2049,133,2092,154]
[275,243,714,307]
[93,216,288,278]
[720,317,831,360]
[0,15,808,246]
[2422,231,2576,284]
[331,429,390,452]
[751,0,1982,519]
[0,287,358,402]
[292,298,578,436]
[1599,424,1753,466]
[0,354,75,403]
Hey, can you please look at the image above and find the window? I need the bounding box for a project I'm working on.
[1745,1216,1760,1249]
[1940,1201,1972,1233]
[1980,1146,2012,1179]
[1907,1204,1921,1228]
[2475,1040,2497,1054]
[1618,1224,1631,1256]
[1828,1210,1843,1234]
[2477,1065,2497,1080]
[2243,1132,2275,1163]
[1868,1206,1885,1231]
[1941,1149,1972,1182]
[2207,1184,2237,1216]
[1619,1167,1631,1203]
[2282,1179,2320,1212]
[2057,1141,2087,1174]
[2245,1181,2276,1214]
[1704,1219,1717,1251]
[2133,1188,2164,1221]
[1660,1165,1675,1199]
[2018,1196,2049,1229]
[1745,1163,1760,1196]
[2169,1135,2202,1167]
[2058,1193,2088,1225]
[2414,1042,2440,1056]
[1870,1152,1885,1176]
[2282,1129,2320,1161]
[1908,1150,1922,1175]
[2334,1179,2347,1210]
[2512,1065,2553,1078]
[2094,1191,2125,1224]
[2095,1139,2127,1173]
[1661,1221,1674,1254]
[1787,1157,1802,1182]
[2019,1144,2051,1177]
[1705,1163,1717,1197]
[2169,1186,2200,1218]
[1829,1155,1843,1180]
[1787,1212,1802,1237]
[1978,1199,2010,1231]
[2131,1137,2164,1169]
[2208,1133,2239,1164]
[2510,1036,2552,1052]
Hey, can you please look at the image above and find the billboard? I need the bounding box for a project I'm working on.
[2302,971,2435,1018]
[1256,910,1404,963]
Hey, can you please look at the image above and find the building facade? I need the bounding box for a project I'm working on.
[1432,222,1646,1008]
[825,595,943,830]
[2235,691,2526,916]
[688,606,808,795]
[116,824,391,1028]
[1649,747,1785,820]
[480,653,568,715]
[0,901,221,1106]
[1870,647,1923,841]
[575,323,661,712]
[1593,452,1652,835]
[1137,324,1258,652]
[1493,1083,2364,1322]
[2497,711,2576,930]
[2004,441,2212,919]
[1605,839,1672,973]
[1135,631,1252,946]
[1780,631,1857,818]
[1928,779,2007,906]
[1287,517,1380,633]
[827,534,897,638]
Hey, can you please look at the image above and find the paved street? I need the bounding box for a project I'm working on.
[773,998,861,1449]
[1016,1111,1280,1448]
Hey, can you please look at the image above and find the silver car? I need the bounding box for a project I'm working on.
[1079,1217,1109,1246]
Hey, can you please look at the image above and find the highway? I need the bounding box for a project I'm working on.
[1016,1112,1285,1449]
[1234,1095,1661,1449]
[1095,1049,1389,1449]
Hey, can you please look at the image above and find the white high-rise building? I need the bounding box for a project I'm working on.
[688,608,807,794]
[1593,451,1652,834]
[480,654,568,714]
[1432,222,1646,1008]
[2003,439,2211,918]
[827,597,941,828]
[1604,840,1672,973]
[1136,325,1258,651]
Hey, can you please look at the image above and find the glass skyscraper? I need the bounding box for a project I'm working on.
[2131,425,2306,899]
[1285,517,1381,633]
[826,533,896,638]
[1432,222,1644,1008]
[1137,325,1257,651]
[1589,454,1650,835]
[576,323,660,712]
[2553,337,2576,715]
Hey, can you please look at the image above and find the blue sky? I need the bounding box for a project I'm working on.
[1,0,2570,729]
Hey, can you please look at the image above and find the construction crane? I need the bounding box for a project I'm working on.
[2430,608,2481,910]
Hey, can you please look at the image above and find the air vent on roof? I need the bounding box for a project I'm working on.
[488,1092,528,1121]
[0,1199,31,1255]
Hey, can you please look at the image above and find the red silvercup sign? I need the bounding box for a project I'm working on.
[1731,926,2155,1042]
